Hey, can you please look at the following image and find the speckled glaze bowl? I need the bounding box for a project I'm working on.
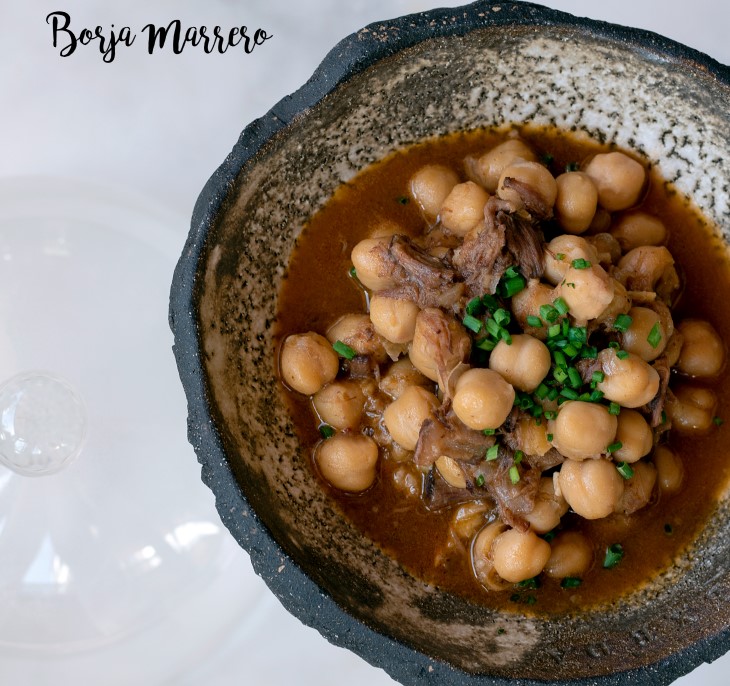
[169,2,730,683]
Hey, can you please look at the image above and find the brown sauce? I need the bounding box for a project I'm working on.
[275,125,730,615]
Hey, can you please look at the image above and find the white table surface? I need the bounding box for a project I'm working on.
[3,1,729,685]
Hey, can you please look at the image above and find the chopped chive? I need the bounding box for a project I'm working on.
[561,319,570,337]
[483,428,496,436]
[476,337,497,351]
[482,294,501,312]
[616,350,630,360]
[509,465,520,484]
[527,315,543,328]
[603,543,625,569]
[565,161,580,172]
[540,304,559,322]
[466,296,484,316]
[608,402,621,416]
[616,462,634,479]
[475,474,485,487]
[542,530,556,542]
[567,367,583,388]
[589,389,605,402]
[548,323,562,338]
[608,341,620,350]
[713,416,725,426]
[348,266,358,278]
[485,318,501,338]
[578,392,591,402]
[571,258,592,269]
[606,441,623,454]
[569,326,588,345]
[319,424,335,439]
[531,405,544,419]
[547,387,559,401]
[494,308,511,326]
[517,577,539,589]
[563,343,579,358]
[535,383,549,400]
[555,252,566,261]
[581,345,598,359]
[553,350,568,369]
[560,387,579,400]
[526,595,537,606]
[553,367,568,384]
[514,450,524,465]
[463,313,483,333]
[504,265,520,279]
[501,275,526,298]
[647,322,663,349]
[542,152,554,165]
[565,281,576,289]
[519,395,534,411]
[553,297,569,315]
[614,313,633,333]
[547,433,554,442]
[561,577,582,589]
[592,370,605,384]
[486,444,500,461]
[544,410,557,420]
[333,340,357,359]
[500,328,513,345]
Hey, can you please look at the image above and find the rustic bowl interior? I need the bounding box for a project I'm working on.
[171,2,730,684]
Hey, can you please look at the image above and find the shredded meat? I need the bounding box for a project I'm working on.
[373,234,464,309]
[613,246,680,303]
[644,355,672,428]
[502,176,553,221]
[412,308,471,399]
[453,195,545,296]
[414,405,494,470]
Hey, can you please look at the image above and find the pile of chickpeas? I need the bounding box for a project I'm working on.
[278,133,727,591]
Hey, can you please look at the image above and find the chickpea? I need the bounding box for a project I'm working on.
[616,461,657,515]
[612,409,653,463]
[435,456,467,489]
[280,332,339,395]
[326,313,387,363]
[558,458,624,519]
[472,521,511,591]
[559,263,615,323]
[621,306,667,362]
[543,235,598,286]
[515,415,552,457]
[439,181,490,236]
[409,308,471,383]
[665,384,718,433]
[488,334,551,393]
[350,236,396,291]
[369,294,420,345]
[653,445,684,494]
[312,381,365,431]
[676,319,726,378]
[596,349,660,408]
[584,151,646,211]
[491,528,552,583]
[544,532,593,579]
[554,171,598,234]
[379,357,432,400]
[409,164,459,219]
[383,385,439,451]
[550,401,618,461]
[511,279,555,339]
[315,433,379,492]
[611,211,667,251]
[497,161,557,214]
[452,368,515,431]
[466,138,537,192]
[524,477,569,534]
[451,502,489,540]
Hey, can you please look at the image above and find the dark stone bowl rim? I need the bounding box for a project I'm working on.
[169,2,730,683]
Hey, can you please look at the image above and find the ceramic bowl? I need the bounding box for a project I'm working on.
[169,2,730,683]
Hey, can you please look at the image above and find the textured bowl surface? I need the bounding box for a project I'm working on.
[170,2,730,684]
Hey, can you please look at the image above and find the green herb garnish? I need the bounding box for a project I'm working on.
[647,321,663,349]
[613,313,633,332]
[486,444,500,461]
[332,340,356,359]
[561,577,583,589]
[571,258,591,269]
[603,543,625,569]
[616,461,634,479]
